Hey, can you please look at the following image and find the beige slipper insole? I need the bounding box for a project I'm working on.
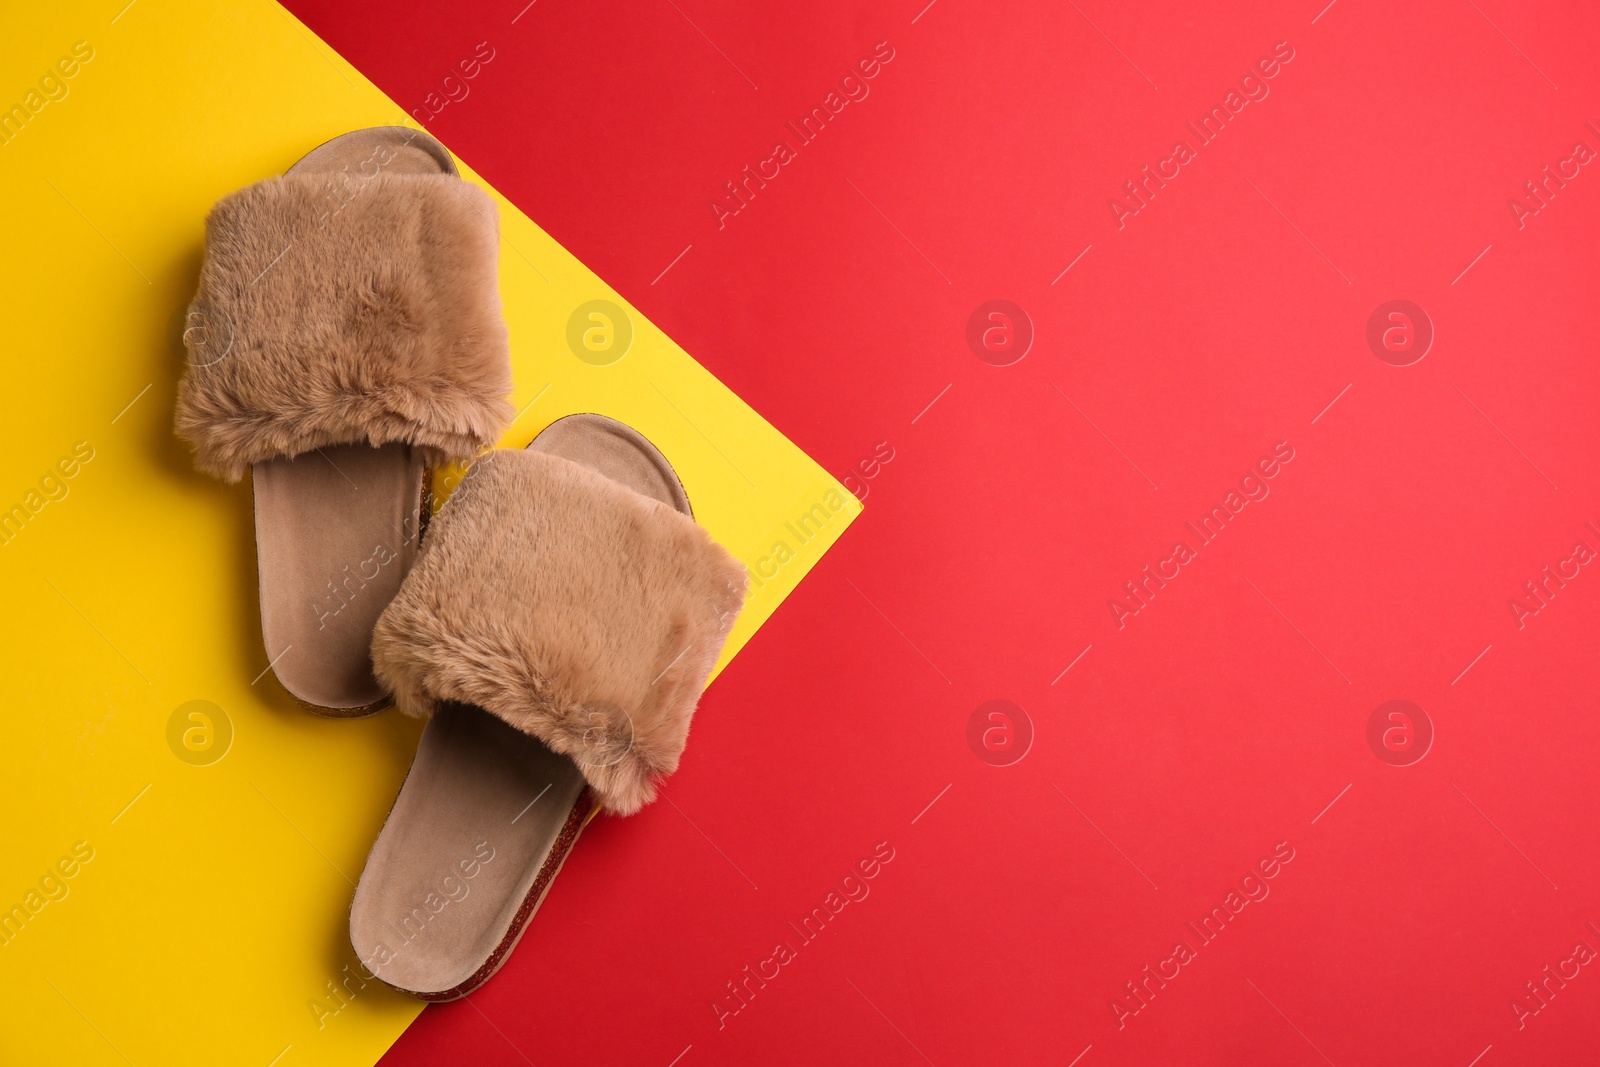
[350,415,691,999]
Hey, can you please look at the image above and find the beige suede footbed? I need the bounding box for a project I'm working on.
[349,415,694,999]
[253,128,457,714]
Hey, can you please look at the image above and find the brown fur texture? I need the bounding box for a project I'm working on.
[370,448,749,815]
[175,173,513,481]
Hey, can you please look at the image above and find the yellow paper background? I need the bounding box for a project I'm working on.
[0,3,857,1064]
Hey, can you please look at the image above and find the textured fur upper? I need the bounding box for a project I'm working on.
[370,448,749,815]
[175,173,513,481]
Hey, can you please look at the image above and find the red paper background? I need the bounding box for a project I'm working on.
[285,1,1600,1063]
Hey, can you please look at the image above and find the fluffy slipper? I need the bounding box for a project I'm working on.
[175,127,513,715]
[351,414,747,998]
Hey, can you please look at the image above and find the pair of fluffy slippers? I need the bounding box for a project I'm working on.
[176,128,746,998]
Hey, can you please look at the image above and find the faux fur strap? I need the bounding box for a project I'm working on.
[370,448,749,815]
[175,173,513,481]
